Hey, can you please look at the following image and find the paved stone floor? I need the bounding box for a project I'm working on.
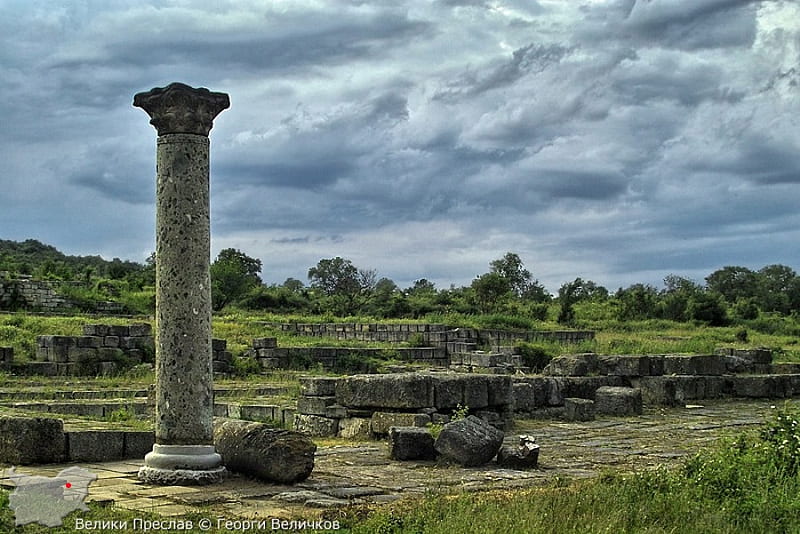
[0,399,790,520]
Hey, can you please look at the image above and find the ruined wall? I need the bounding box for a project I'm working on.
[0,277,72,311]
[258,322,595,346]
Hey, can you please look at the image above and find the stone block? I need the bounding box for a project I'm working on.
[564,398,595,421]
[543,353,598,376]
[497,435,539,469]
[253,337,278,349]
[109,325,130,337]
[128,323,152,337]
[463,375,490,409]
[104,336,120,348]
[67,431,124,462]
[294,414,339,437]
[299,376,339,397]
[733,375,791,398]
[0,416,66,464]
[240,404,279,421]
[434,415,504,467]
[211,338,227,351]
[370,412,431,435]
[67,346,96,363]
[595,386,642,416]
[597,355,651,376]
[433,376,465,409]
[546,377,565,406]
[663,354,726,376]
[336,373,433,409]
[338,417,372,440]
[560,376,624,400]
[124,431,155,458]
[388,427,436,460]
[83,325,109,336]
[297,396,338,416]
[0,346,13,363]
[486,375,513,406]
[76,336,102,348]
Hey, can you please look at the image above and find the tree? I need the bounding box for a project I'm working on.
[756,264,797,314]
[616,284,659,320]
[686,292,728,326]
[488,252,550,301]
[282,277,305,292]
[307,257,376,315]
[659,275,701,321]
[706,266,758,304]
[210,248,263,310]
[471,272,511,313]
[557,279,582,325]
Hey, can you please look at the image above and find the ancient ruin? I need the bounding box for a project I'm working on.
[133,82,229,485]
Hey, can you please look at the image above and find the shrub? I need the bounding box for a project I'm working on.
[515,342,554,372]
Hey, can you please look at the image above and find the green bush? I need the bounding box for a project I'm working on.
[515,342,554,372]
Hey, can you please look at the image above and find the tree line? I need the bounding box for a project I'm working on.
[1,239,799,326]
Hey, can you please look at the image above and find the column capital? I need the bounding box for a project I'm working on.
[134,82,230,136]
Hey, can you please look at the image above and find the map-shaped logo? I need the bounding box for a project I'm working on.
[5,466,96,527]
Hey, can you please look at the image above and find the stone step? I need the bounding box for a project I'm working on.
[0,400,151,418]
[0,389,148,400]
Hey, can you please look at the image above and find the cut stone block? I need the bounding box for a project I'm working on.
[67,431,124,462]
[299,377,339,397]
[0,416,66,464]
[297,396,338,416]
[336,373,433,409]
[388,427,436,461]
[663,355,726,376]
[294,414,339,437]
[543,353,598,376]
[370,412,431,435]
[564,398,595,421]
[338,417,372,440]
[595,386,642,416]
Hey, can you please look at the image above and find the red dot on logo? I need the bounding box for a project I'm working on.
[65,482,72,489]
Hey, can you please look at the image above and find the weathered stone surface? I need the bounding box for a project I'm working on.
[663,354,726,376]
[388,427,436,461]
[134,82,230,136]
[339,418,372,440]
[543,353,598,376]
[564,398,595,422]
[595,387,643,416]
[732,375,791,398]
[214,420,315,483]
[597,355,652,376]
[0,416,65,464]
[434,415,504,466]
[371,412,431,435]
[297,396,338,416]
[336,373,433,409]
[67,431,124,462]
[299,377,339,397]
[497,435,539,469]
[294,414,339,437]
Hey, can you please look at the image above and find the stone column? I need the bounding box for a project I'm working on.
[133,82,229,485]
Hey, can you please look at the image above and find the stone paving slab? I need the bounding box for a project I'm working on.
[0,399,790,520]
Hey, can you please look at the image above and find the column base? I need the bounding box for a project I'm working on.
[138,444,226,485]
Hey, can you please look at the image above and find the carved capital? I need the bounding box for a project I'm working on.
[134,82,230,136]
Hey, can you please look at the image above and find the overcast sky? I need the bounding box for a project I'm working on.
[1,0,798,293]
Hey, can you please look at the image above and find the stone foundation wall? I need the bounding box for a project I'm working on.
[0,277,72,311]
[258,322,594,347]
[249,337,447,370]
[0,276,125,313]
[294,373,513,438]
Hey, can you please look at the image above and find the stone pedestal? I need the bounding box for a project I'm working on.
[133,82,229,485]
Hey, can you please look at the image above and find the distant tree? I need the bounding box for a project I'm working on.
[756,264,797,314]
[706,266,758,304]
[489,252,550,301]
[659,275,701,321]
[616,284,659,321]
[407,278,436,295]
[210,248,263,310]
[307,257,376,315]
[557,278,582,325]
[471,272,512,313]
[282,277,305,292]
